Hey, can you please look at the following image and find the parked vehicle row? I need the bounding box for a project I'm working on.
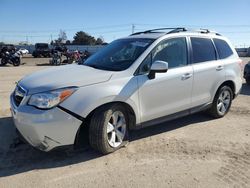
[50,49,91,65]
[0,43,91,67]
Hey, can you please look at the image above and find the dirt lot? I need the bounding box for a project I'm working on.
[0,57,250,188]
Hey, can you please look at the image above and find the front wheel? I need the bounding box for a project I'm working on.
[89,104,129,154]
[207,85,233,118]
[0,58,8,66]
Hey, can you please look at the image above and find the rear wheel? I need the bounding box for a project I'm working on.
[89,104,128,154]
[12,58,20,66]
[208,85,233,118]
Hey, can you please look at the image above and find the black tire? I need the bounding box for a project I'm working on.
[57,57,62,66]
[246,78,250,85]
[89,104,129,154]
[12,58,20,66]
[207,85,233,118]
[1,58,8,66]
[62,59,68,64]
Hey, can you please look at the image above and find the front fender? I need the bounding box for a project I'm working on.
[59,76,141,124]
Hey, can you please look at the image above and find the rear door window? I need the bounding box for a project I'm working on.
[213,38,233,59]
[191,37,216,63]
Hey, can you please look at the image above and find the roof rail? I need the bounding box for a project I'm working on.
[167,28,187,34]
[197,28,221,36]
[130,27,187,36]
[130,27,221,36]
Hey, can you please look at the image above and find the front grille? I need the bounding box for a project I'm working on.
[13,85,26,107]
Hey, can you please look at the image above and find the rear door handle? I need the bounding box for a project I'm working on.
[181,73,192,80]
[216,65,224,71]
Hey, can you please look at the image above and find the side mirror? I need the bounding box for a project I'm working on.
[148,60,168,79]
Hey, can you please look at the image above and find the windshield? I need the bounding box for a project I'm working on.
[84,38,154,71]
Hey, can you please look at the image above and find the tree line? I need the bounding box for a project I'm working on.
[51,30,105,46]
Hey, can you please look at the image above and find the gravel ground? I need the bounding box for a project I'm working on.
[0,57,249,188]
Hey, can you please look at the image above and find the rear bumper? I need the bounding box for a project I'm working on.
[10,94,82,152]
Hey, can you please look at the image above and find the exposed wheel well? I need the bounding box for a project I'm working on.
[217,80,236,98]
[74,102,136,147]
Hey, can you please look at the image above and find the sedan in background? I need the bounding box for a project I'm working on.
[18,48,29,55]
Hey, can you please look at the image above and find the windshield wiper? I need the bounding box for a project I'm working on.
[84,64,122,71]
[83,64,100,69]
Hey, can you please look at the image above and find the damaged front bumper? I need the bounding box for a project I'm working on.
[10,93,82,152]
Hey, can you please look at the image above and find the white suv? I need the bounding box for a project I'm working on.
[10,28,242,154]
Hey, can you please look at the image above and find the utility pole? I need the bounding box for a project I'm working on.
[50,34,53,43]
[132,24,135,34]
[26,36,29,44]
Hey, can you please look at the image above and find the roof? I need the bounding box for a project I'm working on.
[123,28,222,40]
[124,32,166,39]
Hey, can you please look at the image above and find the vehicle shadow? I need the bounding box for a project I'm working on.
[36,59,69,66]
[36,62,69,66]
[0,62,26,67]
[130,113,212,141]
[36,63,53,66]
[240,83,250,96]
[0,113,213,177]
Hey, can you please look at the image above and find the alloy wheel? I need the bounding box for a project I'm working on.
[107,111,126,148]
[217,90,231,115]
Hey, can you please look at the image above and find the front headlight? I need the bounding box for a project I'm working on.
[28,87,77,109]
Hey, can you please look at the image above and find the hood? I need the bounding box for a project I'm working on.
[19,64,113,94]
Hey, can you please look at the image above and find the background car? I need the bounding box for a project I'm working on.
[32,43,51,58]
[244,62,250,84]
[18,48,29,55]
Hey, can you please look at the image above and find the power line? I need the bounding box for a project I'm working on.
[134,23,250,28]
[0,28,132,38]
[1,23,248,34]
[0,24,131,33]
[1,24,250,45]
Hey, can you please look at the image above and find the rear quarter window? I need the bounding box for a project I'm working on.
[213,38,234,59]
[191,37,216,64]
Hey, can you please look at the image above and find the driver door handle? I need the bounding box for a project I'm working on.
[181,73,192,80]
[216,65,224,71]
